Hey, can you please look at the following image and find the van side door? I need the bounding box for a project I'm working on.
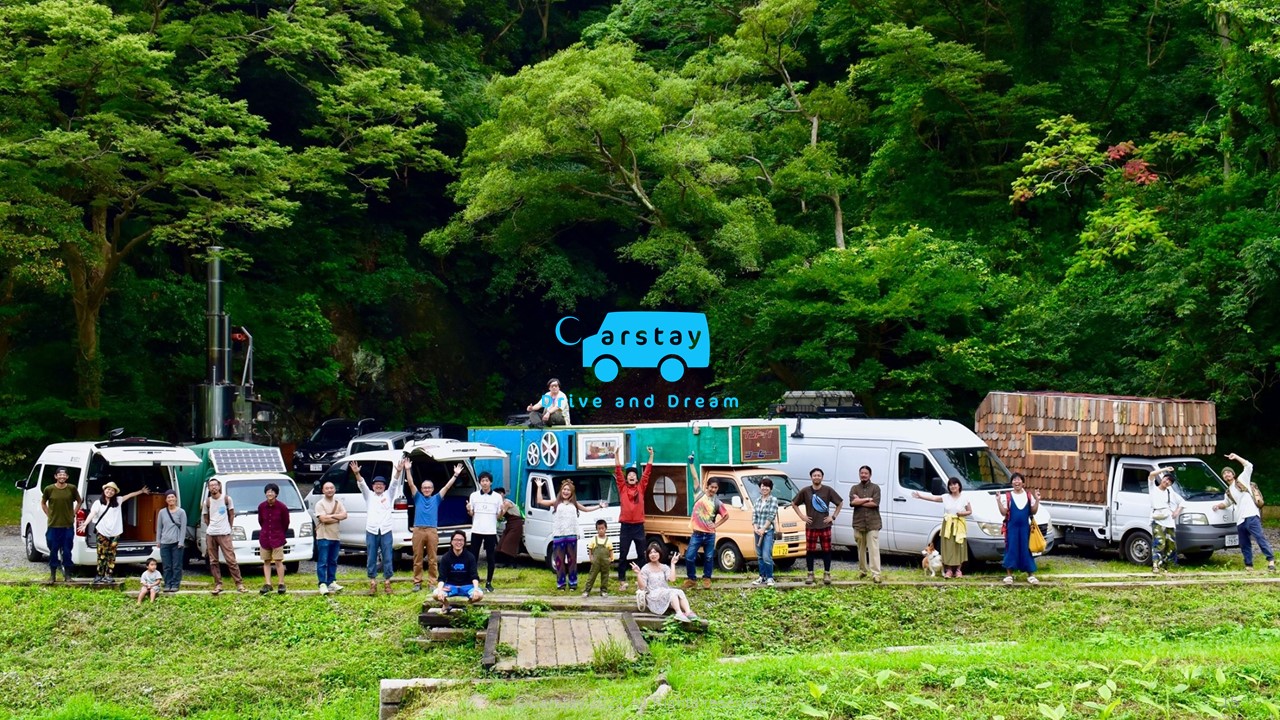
[1111,461,1156,542]
[891,449,945,552]
[524,473,555,561]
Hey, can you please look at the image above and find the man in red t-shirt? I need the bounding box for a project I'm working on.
[615,446,653,591]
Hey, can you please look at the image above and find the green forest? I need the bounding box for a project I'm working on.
[2,0,1279,471]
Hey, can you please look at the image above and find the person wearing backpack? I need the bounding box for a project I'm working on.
[154,489,187,592]
[203,479,246,595]
[1213,453,1276,572]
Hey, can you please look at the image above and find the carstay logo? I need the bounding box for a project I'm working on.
[555,311,709,382]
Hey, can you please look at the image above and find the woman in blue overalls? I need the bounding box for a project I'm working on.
[999,472,1041,585]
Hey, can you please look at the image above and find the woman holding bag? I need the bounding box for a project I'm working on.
[998,473,1040,585]
[912,477,972,578]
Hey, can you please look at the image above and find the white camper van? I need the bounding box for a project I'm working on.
[736,417,1055,562]
[18,439,200,568]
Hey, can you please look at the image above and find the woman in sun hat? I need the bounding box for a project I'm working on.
[79,482,151,583]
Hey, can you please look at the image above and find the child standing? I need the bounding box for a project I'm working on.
[582,520,614,597]
[137,558,162,604]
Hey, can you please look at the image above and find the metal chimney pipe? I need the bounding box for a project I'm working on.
[206,247,228,385]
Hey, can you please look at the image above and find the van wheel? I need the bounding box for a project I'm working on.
[716,540,744,573]
[1122,530,1152,565]
[774,558,796,571]
[285,562,300,574]
[25,526,43,562]
[546,543,557,571]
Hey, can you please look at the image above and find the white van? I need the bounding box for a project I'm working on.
[734,417,1055,562]
[17,439,200,567]
[304,440,506,554]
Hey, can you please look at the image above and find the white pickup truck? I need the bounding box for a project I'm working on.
[1042,456,1237,565]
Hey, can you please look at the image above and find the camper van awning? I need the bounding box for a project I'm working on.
[95,446,201,467]
[408,441,507,461]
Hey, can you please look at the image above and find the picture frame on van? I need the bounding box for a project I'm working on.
[577,432,625,468]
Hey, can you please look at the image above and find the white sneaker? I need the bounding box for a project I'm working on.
[1027,576,1040,585]
[1002,575,1013,585]
[750,576,764,586]
[329,582,344,593]
[318,583,328,594]
[673,612,689,622]
[765,578,775,586]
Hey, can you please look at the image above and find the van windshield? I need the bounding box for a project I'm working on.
[1166,461,1228,501]
[930,448,1013,491]
[742,474,799,505]
[549,473,618,506]
[227,480,305,513]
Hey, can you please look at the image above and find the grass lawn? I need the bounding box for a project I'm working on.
[0,477,22,527]
[3,576,1279,719]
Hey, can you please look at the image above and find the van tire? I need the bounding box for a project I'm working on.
[25,526,43,562]
[716,540,744,573]
[285,562,300,574]
[774,558,796,571]
[1122,530,1153,565]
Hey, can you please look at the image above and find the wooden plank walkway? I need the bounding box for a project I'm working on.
[485,611,647,673]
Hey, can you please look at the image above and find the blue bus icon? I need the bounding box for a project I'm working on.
[557,312,709,382]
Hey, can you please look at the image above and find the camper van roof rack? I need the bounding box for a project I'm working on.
[770,390,867,419]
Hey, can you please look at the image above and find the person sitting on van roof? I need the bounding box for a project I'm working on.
[527,378,570,427]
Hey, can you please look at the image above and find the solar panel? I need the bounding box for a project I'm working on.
[210,447,285,474]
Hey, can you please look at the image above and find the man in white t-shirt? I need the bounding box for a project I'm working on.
[1214,453,1276,572]
[203,479,246,594]
[351,461,404,595]
[1148,466,1183,573]
[467,471,504,593]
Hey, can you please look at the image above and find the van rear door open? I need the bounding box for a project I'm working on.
[95,446,200,467]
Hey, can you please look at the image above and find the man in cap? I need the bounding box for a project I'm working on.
[41,467,81,583]
[351,461,404,595]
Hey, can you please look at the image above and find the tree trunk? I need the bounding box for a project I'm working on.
[64,207,116,439]
[1217,11,1232,180]
[830,192,846,250]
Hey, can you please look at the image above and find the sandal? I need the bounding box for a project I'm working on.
[1002,575,1013,585]
[1027,576,1040,585]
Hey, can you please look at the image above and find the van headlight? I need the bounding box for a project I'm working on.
[1179,513,1208,526]
[300,522,313,537]
[978,522,1005,537]
[232,526,246,541]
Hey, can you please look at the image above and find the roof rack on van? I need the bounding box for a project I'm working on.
[768,390,867,419]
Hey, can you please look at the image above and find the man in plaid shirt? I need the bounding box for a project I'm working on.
[751,478,781,586]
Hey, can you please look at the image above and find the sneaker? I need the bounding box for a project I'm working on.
[1002,575,1013,585]
[600,590,608,597]
[681,579,696,590]
[569,584,578,592]
[1269,562,1277,573]
[1245,565,1254,572]
[49,569,57,584]
[674,612,689,622]
[943,570,953,579]
[1027,576,1039,585]
[804,573,815,585]
[582,591,590,598]
[955,569,963,578]
[750,577,765,586]
[277,584,287,595]
[823,573,832,586]
[412,583,422,593]
[765,578,775,586]
[259,584,272,595]
[700,578,712,590]
[557,585,566,592]
[1152,564,1161,575]
[318,583,328,595]
[328,582,343,592]
[103,576,115,584]
[484,583,494,593]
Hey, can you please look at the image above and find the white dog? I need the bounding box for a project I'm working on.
[921,543,943,577]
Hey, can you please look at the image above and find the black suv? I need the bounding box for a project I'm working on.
[291,418,379,485]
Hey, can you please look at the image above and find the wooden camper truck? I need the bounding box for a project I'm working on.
[975,392,1236,564]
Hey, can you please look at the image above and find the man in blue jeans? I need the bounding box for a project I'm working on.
[1214,453,1277,572]
[351,462,404,595]
[313,481,348,594]
[41,467,81,583]
[683,476,728,590]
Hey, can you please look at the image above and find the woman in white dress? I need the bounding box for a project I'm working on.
[632,542,697,621]
[912,477,973,577]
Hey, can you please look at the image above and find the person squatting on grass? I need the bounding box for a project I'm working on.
[848,466,883,584]
[582,519,614,597]
[434,530,483,612]
[534,477,605,591]
[1214,453,1276,572]
[41,466,80,584]
[406,461,461,592]
[467,471,504,593]
[615,446,654,591]
[998,473,1041,585]
[684,473,729,590]
[635,542,698,622]
[1149,466,1183,573]
[352,460,403,596]
[203,479,246,595]
[257,483,290,595]
[137,558,162,604]
[793,467,843,586]
[79,482,150,584]
[751,477,779,587]
[313,480,349,595]
[912,478,973,578]
[155,489,187,592]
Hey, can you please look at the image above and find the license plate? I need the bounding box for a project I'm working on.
[1226,534,1239,547]
[309,464,322,472]
[773,544,789,557]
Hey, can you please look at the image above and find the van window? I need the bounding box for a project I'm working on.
[1120,467,1149,494]
[85,455,171,498]
[742,474,798,505]
[546,473,617,506]
[713,478,741,506]
[41,465,81,490]
[348,441,390,456]
[929,448,1013,491]
[226,480,306,513]
[898,452,940,493]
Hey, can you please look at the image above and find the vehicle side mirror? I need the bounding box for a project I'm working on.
[14,480,26,491]
[730,496,743,509]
